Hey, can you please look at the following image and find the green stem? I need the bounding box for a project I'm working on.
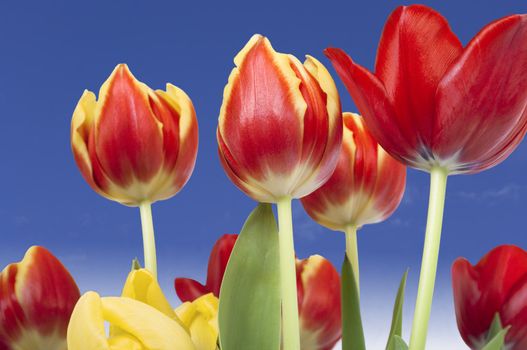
[277,197,301,350]
[345,225,360,294]
[408,166,448,350]
[139,202,157,279]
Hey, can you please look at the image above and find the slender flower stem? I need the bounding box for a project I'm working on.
[139,202,157,279]
[409,166,448,350]
[277,197,301,350]
[345,225,360,294]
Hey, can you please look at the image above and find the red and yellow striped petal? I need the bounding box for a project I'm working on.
[0,246,80,350]
[297,255,341,350]
[301,113,406,231]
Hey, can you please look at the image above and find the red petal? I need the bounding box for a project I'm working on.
[324,48,414,166]
[297,256,341,349]
[95,65,164,187]
[375,5,462,149]
[206,234,238,296]
[174,278,209,303]
[452,245,527,348]
[435,14,527,172]
[501,274,527,350]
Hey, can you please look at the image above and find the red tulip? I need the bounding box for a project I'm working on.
[301,112,406,231]
[0,246,80,350]
[452,245,527,350]
[71,64,198,206]
[217,34,343,202]
[325,5,527,174]
[175,234,342,350]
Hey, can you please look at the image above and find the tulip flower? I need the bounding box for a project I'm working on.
[301,112,406,287]
[0,246,80,350]
[175,234,342,350]
[68,268,219,350]
[71,64,199,278]
[452,245,527,350]
[325,6,527,349]
[217,34,343,349]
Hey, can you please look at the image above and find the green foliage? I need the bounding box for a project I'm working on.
[342,255,366,350]
[218,204,281,350]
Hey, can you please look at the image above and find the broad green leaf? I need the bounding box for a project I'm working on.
[386,270,409,350]
[218,204,280,350]
[392,335,409,350]
[482,313,509,350]
[342,255,366,350]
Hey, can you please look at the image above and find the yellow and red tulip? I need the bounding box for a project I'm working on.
[175,234,342,350]
[301,112,406,231]
[217,34,343,202]
[0,246,80,350]
[67,268,219,350]
[71,64,198,206]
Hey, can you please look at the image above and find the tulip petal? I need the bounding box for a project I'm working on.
[375,5,462,149]
[67,292,110,350]
[297,255,342,350]
[501,275,527,350]
[324,48,413,167]
[175,278,209,303]
[94,64,165,190]
[435,14,527,173]
[205,234,237,297]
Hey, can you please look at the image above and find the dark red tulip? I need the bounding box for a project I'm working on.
[325,5,527,174]
[175,234,342,350]
[452,245,527,349]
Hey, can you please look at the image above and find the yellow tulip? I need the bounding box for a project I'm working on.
[67,291,195,350]
[67,268,219,350]
[175,293,219,350]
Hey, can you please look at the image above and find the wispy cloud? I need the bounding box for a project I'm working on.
[455,183,524,201]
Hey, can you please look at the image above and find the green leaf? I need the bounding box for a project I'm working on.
[481,328,508,350]
[218,204,281,350]
[341,254,366,350]
[131,257,141,271]
[386,270,409,350]
[481,313,509,350]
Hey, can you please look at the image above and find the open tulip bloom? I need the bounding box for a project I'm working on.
[326,5,527,349]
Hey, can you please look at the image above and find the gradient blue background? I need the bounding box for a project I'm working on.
[2,1,527,348]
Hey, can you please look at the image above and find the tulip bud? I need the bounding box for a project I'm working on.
[71,64,198,206]
[0,246,80,350]
[301,113,406,231]
[175,234,341,349]
[297,255,342,350]
[217,34,343,202]
[452,245,527,350]
[326,6,527,174]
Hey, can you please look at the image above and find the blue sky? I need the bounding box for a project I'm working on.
[2,1,527,348]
